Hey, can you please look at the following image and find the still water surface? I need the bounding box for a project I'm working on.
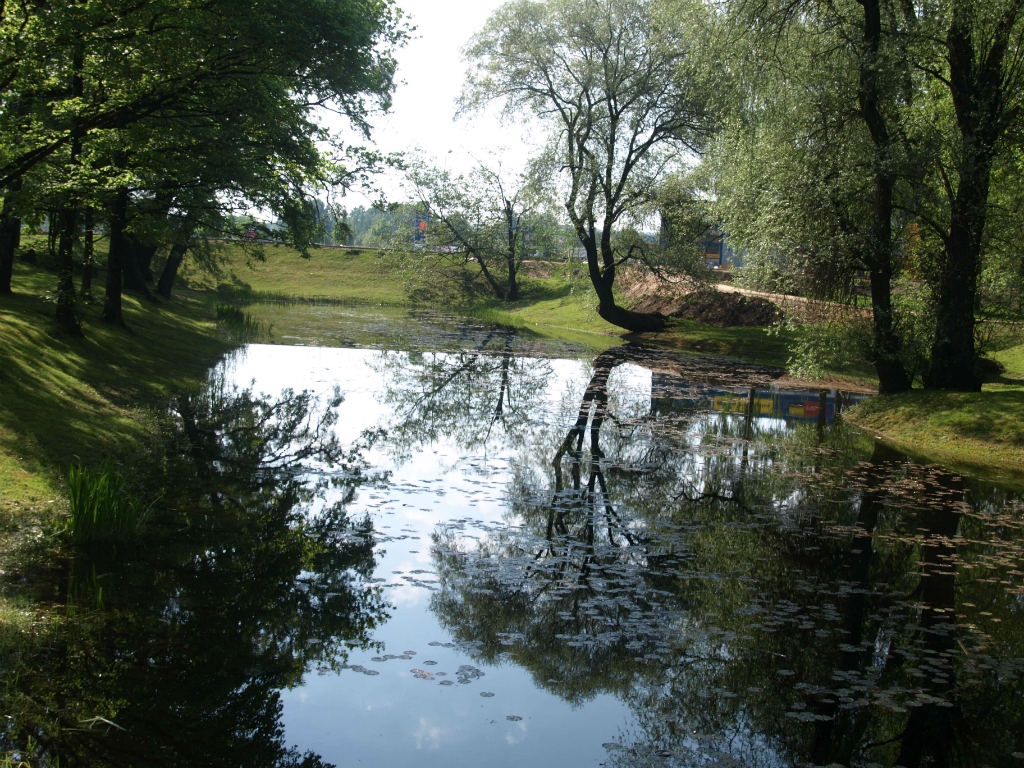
[3,308,1023,767]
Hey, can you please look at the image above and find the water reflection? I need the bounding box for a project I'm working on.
[372,327,552,463]
[1,379,386,767]
[429,344,1024,768]
[651,374,867,425]
[1,315,1022,768]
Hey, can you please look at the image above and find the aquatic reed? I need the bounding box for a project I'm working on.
[66,465,153,544]
[215,304,272,340]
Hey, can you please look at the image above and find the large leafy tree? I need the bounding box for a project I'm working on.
[91,73,385,325]
[712,0,922,394]
[713,0,1024,393]
[913,0,1024,390]
[461,0,716,333]
[0,0,404,330]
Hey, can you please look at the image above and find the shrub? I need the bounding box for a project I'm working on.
[778,290,939,383]
[779,311,874,380]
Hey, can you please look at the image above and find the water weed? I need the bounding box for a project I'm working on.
[215,304,273,341]
[465,307,527,329]
[66,465,153,545]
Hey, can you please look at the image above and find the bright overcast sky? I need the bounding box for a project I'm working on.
[340,0,542,205]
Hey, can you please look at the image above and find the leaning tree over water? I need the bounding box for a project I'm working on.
[461,0,718,333]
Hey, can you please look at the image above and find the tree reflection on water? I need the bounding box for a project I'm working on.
[372,326,552,464]
[430,345,1024,768]
[1,378,388,767]
[2,335,1022,768]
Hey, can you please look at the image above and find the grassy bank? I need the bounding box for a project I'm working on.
[845,343,1024,477]
[185,243,623,332]
[186,243,803,367]
[0,258,233,529]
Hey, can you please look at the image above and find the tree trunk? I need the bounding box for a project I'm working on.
[0,208,19,296]
[925,176,985,390]
[858,0,911,394]
[924,1,1017,391]
[156,242,188,299]
[476,253,506,300]
[583,230,666,333]
[80,209,94,298]
[123,235,154,298]
[54,206,81,334]
[47,210,59,261]
[506,260,519,301]
[137,242,158,283]
[55,45,84,333]
[504,199,519,302]
[0,177,23,295]
[869,261,911,394]
[102,188,129,325]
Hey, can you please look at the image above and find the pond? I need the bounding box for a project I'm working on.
[2,306,1023,768]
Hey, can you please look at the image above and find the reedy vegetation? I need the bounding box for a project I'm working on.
[66,463,153,544]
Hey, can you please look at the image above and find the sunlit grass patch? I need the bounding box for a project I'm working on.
[464,307,528,329]
[0,257,234,521]
[846,389,1024,478]
[992,342,1024,384]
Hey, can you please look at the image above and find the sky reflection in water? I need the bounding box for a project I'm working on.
[216,321,1024,768]
[3,310,1020,768]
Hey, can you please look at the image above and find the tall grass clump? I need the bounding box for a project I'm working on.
[0,750,32,767]
[67,465,153,545]
[467,307,527,329]
[215,303,272,341]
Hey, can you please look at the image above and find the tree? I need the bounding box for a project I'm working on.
[0,0,405,328]
[914,0,1024,390]
[95,90,389,320]
[0,0,403,187]
[404,159,555,301]
[461,0,716,332]
[710,0,924,394]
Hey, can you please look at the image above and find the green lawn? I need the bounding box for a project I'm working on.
[184,243,628,333]
[845,342,1024,477]
[0,258,232,528]
[185,244,415,305]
